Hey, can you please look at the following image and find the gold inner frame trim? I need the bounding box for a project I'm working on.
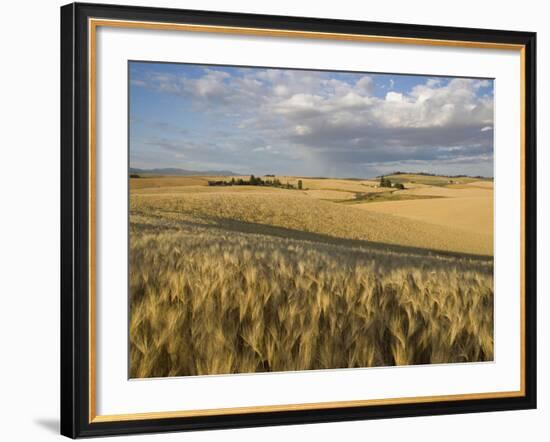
[88,17,527,423]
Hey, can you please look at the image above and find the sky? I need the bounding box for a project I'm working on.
[129,62,494,178]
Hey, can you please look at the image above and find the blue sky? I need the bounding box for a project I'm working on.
[130,61,494,177]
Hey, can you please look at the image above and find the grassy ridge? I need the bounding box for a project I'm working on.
[383,173,491,187]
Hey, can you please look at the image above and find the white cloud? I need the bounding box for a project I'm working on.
[131,79,147,87]
[355,76,374,95]
[252,145,273,152]
[385,91,403,103]
[294,125,312,136]
[426,78,441,87]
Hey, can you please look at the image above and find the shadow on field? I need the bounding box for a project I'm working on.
[130,210,493,265]
[204,216,493,263]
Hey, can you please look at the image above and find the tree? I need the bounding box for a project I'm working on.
[379,176,392,188]
[297,180,303,190]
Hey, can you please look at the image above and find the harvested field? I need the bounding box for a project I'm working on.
[358,185,493,239]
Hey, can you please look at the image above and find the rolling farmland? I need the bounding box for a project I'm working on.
[129,174,494,378]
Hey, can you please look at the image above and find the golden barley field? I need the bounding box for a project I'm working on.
[129,174,494,378]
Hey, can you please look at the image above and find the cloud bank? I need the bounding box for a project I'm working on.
[130,63,494,178]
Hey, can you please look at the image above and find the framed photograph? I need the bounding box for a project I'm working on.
[60,2,536,438]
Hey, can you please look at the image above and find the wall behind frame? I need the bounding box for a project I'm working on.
[0,0,546,441]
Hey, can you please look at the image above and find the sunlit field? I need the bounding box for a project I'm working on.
[129,174,494,378]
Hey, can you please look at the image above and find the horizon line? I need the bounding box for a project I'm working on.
[129,166,494,180]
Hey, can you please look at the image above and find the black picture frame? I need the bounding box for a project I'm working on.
[61,2,537,438]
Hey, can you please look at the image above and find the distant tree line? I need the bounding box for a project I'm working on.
[208,175,303,190]
[379,176,405,190]
[386,171,491,180]
[389,171,435,176]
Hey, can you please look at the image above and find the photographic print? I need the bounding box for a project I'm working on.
[61,6,536,436]
[128,61,494,379]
